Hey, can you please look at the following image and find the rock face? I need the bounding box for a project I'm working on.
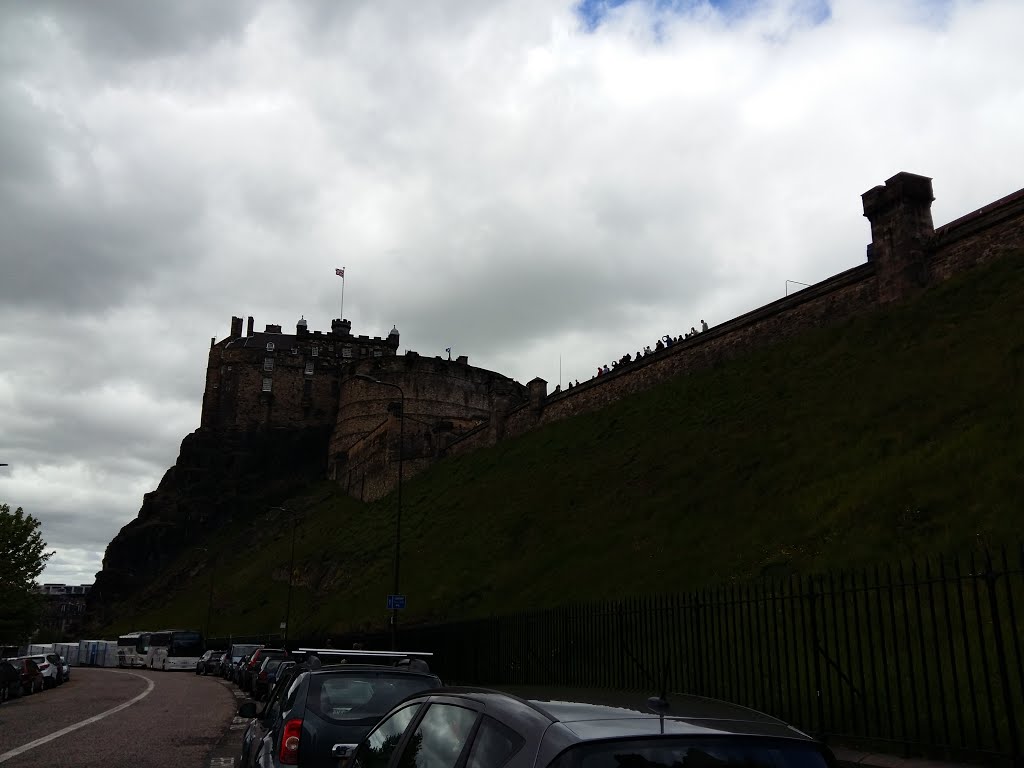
[89,425,329,623]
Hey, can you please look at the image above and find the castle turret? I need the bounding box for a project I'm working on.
[388,325,400,346]
[862,172,935,304]
[296,316,308,335]
[332,318,352,337]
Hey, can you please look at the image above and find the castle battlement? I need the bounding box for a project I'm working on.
[197,172,1024,502]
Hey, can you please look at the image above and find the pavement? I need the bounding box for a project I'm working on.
[205,677,251,767]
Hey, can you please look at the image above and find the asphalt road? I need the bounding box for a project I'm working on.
[0,667,238,768]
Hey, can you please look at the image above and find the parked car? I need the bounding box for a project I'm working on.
[266,659,294,696]
[27,653,63,688]
[228,644,264,680]
[238,659,311,768]
[196,649,223,675]
[10,657,45,696]
[238,657,441,768]
[348,687,839,768]
[58,654,71,683]
[252,657,287,701]
[234,653,256,685]
[241,648,287,693]
[216,651,231,676]
[0,659,20,702]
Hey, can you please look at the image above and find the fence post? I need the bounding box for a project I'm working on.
[807,578,826,738]
[983,550,1021,764]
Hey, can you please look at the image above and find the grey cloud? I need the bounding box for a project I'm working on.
[0,0,1020,586]
[6,0,262,62]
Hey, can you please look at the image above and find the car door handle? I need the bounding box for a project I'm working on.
[333,744,357,758]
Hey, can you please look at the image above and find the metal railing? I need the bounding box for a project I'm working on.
[343,544,1023,765]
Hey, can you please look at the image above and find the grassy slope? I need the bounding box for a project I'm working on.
[120,250,1024,639]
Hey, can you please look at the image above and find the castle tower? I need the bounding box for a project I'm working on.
[862,172,935,304]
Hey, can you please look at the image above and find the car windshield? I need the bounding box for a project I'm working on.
[308,672,439,724]
[549,738,830,768]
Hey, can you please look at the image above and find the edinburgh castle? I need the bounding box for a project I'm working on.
[92,171,1024,606]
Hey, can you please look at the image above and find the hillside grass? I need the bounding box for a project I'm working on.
[118,250,1024,639]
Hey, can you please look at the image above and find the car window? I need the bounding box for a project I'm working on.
[282,672,305,713]
[403,703,478,768]
[352,703,422,768]
[308,673,440,724]
[466,716,524,768]
[548,738,832,768]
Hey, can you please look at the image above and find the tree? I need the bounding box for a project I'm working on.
[0,504,54,644]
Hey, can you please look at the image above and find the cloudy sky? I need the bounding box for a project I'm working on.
[1,0,1021,585]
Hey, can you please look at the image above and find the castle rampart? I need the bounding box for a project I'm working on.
[198,173,1024,501]
[444,173,1024,453]
[330,355,529,501]
[929,186,1024,283]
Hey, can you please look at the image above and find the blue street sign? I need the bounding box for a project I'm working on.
[387,594,407,610]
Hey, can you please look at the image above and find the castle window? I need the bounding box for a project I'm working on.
[342,346,352,358]
[311,346,319,357]
[263,358,274,372]
[361,347,368,357]
[291,347,299,355]
[373,349,382,357]
[266,342,275,352]
[305,361,314,376]
[262,378,272,392]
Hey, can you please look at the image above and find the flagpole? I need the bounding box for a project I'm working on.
[341,274,345,320]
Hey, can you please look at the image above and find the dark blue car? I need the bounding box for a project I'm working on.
[240,654,440,768]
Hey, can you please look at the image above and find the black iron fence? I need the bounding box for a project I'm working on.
[344,545,1023,766]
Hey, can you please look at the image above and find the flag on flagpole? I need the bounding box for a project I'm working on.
[335,267,345,278]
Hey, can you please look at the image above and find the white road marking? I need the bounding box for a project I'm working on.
[0,671,156,764]
[210,758,235,767]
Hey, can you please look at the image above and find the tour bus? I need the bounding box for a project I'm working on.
[116,631,151,668]
[146,629,205,671]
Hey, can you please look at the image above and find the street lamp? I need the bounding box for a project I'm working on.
[197,547,216,640]
[270,506,298,649]
[353,373,404,651]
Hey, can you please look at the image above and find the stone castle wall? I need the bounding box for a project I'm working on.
[929,187,1024,283]
[330,354,529,501]
[196,172,1024,501]
[444,172,1024,458]
[201,317,398,432]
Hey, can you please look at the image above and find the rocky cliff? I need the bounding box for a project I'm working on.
[88,425,330,624]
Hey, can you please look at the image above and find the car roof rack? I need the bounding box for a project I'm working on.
[297,648,433,657]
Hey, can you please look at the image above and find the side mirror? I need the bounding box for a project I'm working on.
[238,701,258,718]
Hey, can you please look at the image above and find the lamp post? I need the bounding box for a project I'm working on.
[270,506,298,649]
[197,547,215,640]
[353,373,404,651]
